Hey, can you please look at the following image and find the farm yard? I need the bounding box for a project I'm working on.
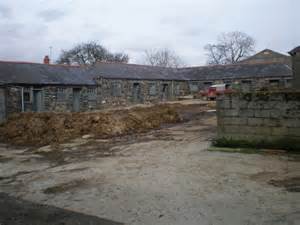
[0,100,299,225]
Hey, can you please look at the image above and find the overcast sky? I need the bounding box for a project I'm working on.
[0,0,299,65]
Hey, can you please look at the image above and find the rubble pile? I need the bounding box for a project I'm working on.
[0,105,181,146]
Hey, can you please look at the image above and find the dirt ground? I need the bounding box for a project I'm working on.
[0,100,299,225]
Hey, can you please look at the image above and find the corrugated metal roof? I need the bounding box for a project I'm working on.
[0,60,293,85]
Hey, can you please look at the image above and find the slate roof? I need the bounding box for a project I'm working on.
[177,63,292,81]
[0,61,96,85]
[289,46,300,56]
[239,49,290,63]
[91,62,182,80]
[0,60,293,85]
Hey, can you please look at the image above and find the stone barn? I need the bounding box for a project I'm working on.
[0,48,294,122]
[177,62,292,92]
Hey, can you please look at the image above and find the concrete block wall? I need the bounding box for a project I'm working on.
[217,91,300,147]
[0,87,6,123]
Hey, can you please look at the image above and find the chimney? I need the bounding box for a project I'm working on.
[43,55,50,64]
[289,46,300,89]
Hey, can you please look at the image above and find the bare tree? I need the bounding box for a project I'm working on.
[204,31,255,65]
[56,41,129,65]
[143,48,185,68]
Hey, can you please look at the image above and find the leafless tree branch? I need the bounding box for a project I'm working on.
[204,31,255,65]
[142,48,185,68]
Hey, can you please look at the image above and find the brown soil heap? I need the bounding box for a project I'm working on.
[0,105,181,146]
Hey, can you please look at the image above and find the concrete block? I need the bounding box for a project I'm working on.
[284,110,300,118]
[254,109,270,118]
[224,109,239,117]
[251,126,272,135]
[223,99,233,109]
[223,125,242,134]
[248,118,264,126]
[223,117,247,125]
[285,119,300,128]
[271,127,289,136]
[263,118,281,127]
[239,109,254,117]
[288,128,300,137]
[269,110,282,119]
[263,101,280,110]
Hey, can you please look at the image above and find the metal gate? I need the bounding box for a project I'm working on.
[0,88,6,123]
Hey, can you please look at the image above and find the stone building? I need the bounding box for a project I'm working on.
[239,49,291,65]
[177,62,292,92]
[289,46,300,89]
[0,48,294,122]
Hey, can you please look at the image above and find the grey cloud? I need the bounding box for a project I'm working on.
[0,4,12,18]
[38,9,66,22]
[0,0,299,65]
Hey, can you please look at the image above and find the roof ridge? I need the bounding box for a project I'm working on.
[0,60,85,68]
[95,61,176,69]
[178,61,289,70]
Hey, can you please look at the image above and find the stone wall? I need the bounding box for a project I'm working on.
[217,91,300,149]
[4,86,98,114]
[96,78,189,106]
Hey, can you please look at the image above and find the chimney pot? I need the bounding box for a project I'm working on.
[43,55,50,64]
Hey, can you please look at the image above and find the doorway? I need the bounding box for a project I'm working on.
[161,84,169,101]
[72,88,81,112]
[33,90,43,112]
[132,83,142,103]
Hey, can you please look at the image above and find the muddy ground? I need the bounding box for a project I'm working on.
[0,100,299,225]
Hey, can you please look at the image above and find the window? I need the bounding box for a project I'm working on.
[112,82,122,97]
[269,79,280,87]
[189,82,199,92]
[175,84,181,95]
[285,79,292,88]
[57,87,66,101]
[242,80,252,84]
[87,88,96,100]
[148,83,157,96]
[57,87,65,93]
[269,79,280,84]
[23,92,30,102]
[87,88,96,94]
[22,88,31,102]
[204,81,213,85]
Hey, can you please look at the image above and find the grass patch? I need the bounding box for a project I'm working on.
[213,137,300,152]
[208,146,261,154]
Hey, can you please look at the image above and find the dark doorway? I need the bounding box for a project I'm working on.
[161,84,169,101]
[132,83,142,103]
[33,90,43,112]
[72,88,81,112]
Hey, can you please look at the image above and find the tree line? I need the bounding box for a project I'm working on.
[56,31,255,67]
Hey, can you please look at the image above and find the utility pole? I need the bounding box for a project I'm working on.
[49,46,53,60]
